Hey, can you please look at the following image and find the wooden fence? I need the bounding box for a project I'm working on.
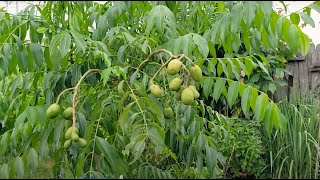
[273,43,320,102]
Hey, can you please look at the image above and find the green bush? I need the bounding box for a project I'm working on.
[217,118,267,178]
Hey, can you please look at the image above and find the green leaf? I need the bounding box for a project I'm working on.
[193,34,209,58]
[271,104,280,129]
[36,27,48,33]
[69,30,87,53]
[254,94,269,121]
[263,102,274,136]
[261,28,270,49]
[203,77,214,99]
[290,13,300,25]
[287,24,299,54]
[130,70,138,86]
[206,146,217,175]
[241,87,251,117]
[257,61,270,75]
[27,148,39,173]
[241,21,251,52]
[146,5,176,35]
[227,81,239,108]
[244,57,254,77]
[0,164,9,179]
[243,1,256,26]
[268,82,276,94]
[250,89,258,111]
[297,12,315,28]
[276,16,285,39]
[29,43,44,67]
[189,121,200,140]
[49,31,71,59]
[230,3,243,34]
[139,97,164,121]
[196,134,206,153]
[95,137,120,171]
[101,68,112,86]
[14,157,24,178]
[213,78,226,102]
[309,4,320,14]
[131,140,146,164]
[117,45,127,63]
[119,102,135,132]
[259,1,272,19]
[219,13,230,41]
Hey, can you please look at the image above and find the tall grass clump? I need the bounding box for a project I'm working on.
[261,91,320,179]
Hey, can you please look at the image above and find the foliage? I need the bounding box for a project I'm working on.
[217,118,267,178]
[0,1,315,179]
[261,91,320,179]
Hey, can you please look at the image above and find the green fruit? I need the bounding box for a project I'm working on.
[181,88,194,105]
[64,140,72,149]
[118,80,126,96]
[167,59,182,75]
[62,107,73,120]
[169,78,183,91]
[164,107,174,118]
[150,84,163,98]
[189,85,200,99]
[78,138,88,147]
[174,87,184,100]
[46,103,61,119]
[190,65,202,81]
[65,127,79,139]
[71,131,79,142]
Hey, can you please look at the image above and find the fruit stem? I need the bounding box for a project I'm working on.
[72,69,102,132]
[181,64,195,84]
[150,59,172,83]
[138,49,176,69]
[55,87,75,104]
[159,54,167,94]
[182,55,196,66]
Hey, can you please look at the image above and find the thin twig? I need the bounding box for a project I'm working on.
[138,49,176,69]
[181,63,195,85]
[150,60,172,83]
[55,87,75,104]
[72,69,102,132]
[178,54,196,66]
[159,54,167,93]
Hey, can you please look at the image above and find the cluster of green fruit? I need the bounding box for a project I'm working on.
[46,103,73,120]
[64,126,87,149]
[46,103,87,148]
[149,58,202,118]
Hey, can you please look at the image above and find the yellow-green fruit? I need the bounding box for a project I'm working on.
[64,140,72,149]
[190,65,202,81]
[62,107,73,120]
[174,87,184,100]
[189,85,200,99]
[78,138,88,147]
[150,84,163,98]
[169,78,183,91]
[65,127,79,139]
[71,131,79,142]
[181,88,195,105]
[167,59,182,75]
[164,107,174,118]
[118,80,125,96]
[46,103,61,119]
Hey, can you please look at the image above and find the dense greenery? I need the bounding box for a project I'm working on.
[0,1,319,179]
